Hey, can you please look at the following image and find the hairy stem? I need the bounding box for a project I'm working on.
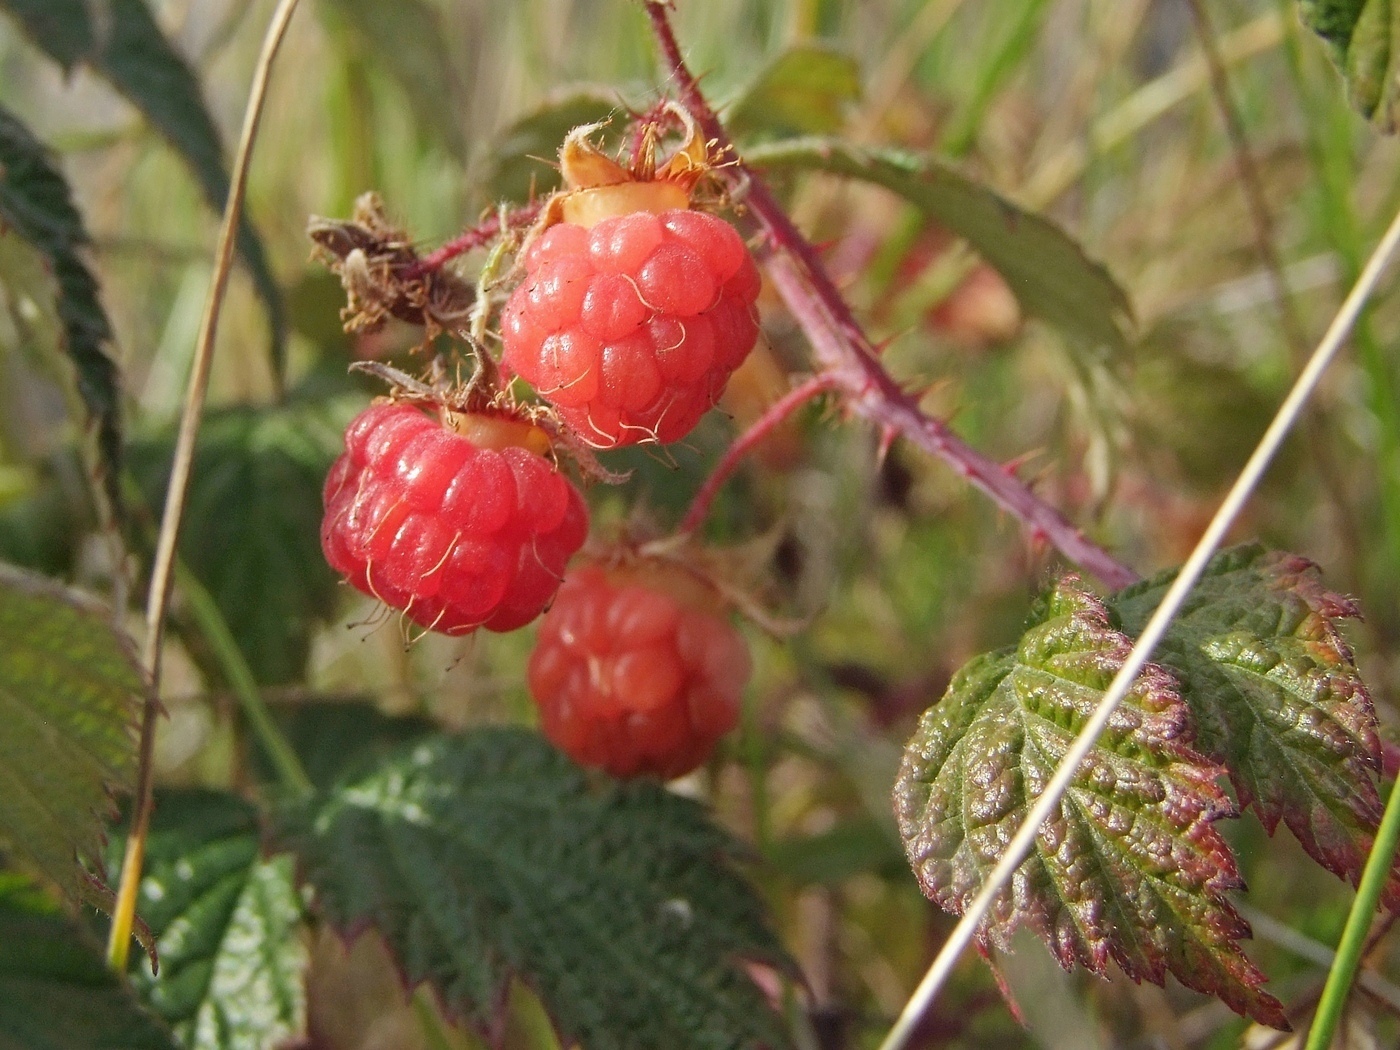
[643,0,1138,591]
[106,0,305,973]
[407,201,543,279]
[680,373,838,535]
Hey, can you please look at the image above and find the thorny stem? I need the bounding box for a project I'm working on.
[643,0,1140,592]
[407,201,543,279]
[106,0,306,973]
[680,373,839,534]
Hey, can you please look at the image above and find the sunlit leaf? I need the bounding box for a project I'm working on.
[1112,545,1393,904]
[895,576,1286,1027]
[129,395,356,686]
[726,45,861,138]
[106,791,306,1050]
[0,562,142,905]
[0,0,286,364]
[1299,0,1400,130]
[0,105,122,507]
[0,873,178,1050]
[280,728,795,1050]
[743,138,1132,350]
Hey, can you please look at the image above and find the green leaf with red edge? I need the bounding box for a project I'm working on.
[894,576,1286,1029]
[1111,544,1392,904]
[0,0,286,369]
[278,727,796,1050]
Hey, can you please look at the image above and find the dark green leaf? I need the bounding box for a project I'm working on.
[0,105,121,508]
[895,576,1285,1027]
[280,728,795,1050]
[252,701,435,790]
[0,562,142,904]
[1,0,286,363]
[129,396,356,685]
[743,138,1133,351]
[1298,0,1400,129]
[0,873,179,1050]
[484,91,620,202]
[1112,545,1392,904]
[726,46,861,139]
[106,791,306,1050]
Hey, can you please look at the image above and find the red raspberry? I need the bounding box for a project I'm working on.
[321,402,588,635]
[501,210,761,448]
[527,564,750,778]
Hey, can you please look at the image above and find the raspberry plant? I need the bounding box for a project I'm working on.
[3,1,1400,1049]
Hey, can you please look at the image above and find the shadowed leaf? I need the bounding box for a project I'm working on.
[0,562,143,906]
[1112,544,1392,904]
[0,873,178,1050]
[251,701,435,790]
[895,576,1286,1028]
[726,45,861,138]
[485,91,620,202]
[1299,0,1400,130]
[0,0,286,365]
[105,791,306,1050]
[0,105,121,509]
[129,395,356,686]
[280,728,795,1050]
[744,138,1132,350]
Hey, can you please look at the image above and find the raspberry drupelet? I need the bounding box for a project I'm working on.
[321,401,588,635]
[501,110,761,448]
[527,562,750,779]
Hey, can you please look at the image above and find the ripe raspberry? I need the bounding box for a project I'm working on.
[321,402,588,635]
[527,564,750,779]
[501,209,761,448]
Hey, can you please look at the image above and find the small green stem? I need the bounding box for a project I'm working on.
[1304,780,1400,1050]
[174,560,313,795]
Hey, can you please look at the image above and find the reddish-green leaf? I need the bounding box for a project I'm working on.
[1112,545,1390,904]
[895,577,1286,1028]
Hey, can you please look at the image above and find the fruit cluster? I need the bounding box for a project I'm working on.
[320,111,760,778]
[527,564,749,778]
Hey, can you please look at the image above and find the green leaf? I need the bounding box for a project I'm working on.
[280,728,795,1050]
[0,0,286,364]
[743,138,1133,351]
[105,791,306,1050]
[324,0,467,158]
[0,873,179,1050]
[894,576,1286,1028]
[1298,0,1400,129]
[725,46,861,139]
[251,701,435,790]
[129,396,355,685]
[1112,545,1392,904]
[0,562,142,905]
[0,105,122,507]
[484,91,620,202]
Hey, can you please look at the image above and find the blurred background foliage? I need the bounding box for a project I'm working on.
[3,0,1400,1046]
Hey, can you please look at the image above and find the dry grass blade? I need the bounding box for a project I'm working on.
[876,199,1400,1050]
[104,0,306,972]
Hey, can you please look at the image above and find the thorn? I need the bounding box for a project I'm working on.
[1000,448,1046,478]
[875,425,898,469]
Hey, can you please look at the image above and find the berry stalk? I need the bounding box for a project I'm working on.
[680,372,839,535]
[642,0,1139,592]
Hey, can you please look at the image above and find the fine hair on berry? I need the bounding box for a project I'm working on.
[502,209,762,448]
[322,401,589,635]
